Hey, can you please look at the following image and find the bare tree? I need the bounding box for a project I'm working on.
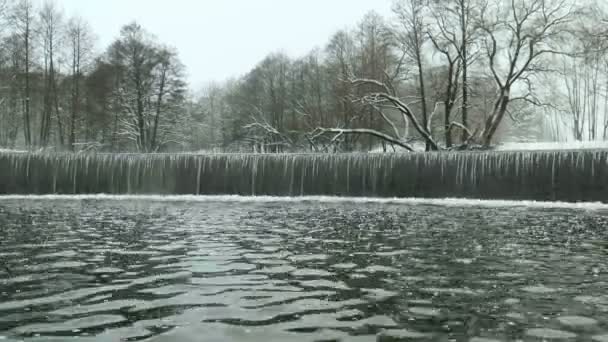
[475,0,576,146]
[428,9,461,147]
[428,0,480,145]
[325,30,358,150]
[39,0,64,147]
[313,77,441,151]
[66,15,94,150]
[355,12,395,150]
[106,23,188,152]
[149,47,186,152]
[554,4,608,141]
[110,23,157,150]
[10,0,35,146]
[393,0,433,150]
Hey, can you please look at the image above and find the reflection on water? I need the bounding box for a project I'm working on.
[0,198,607,341]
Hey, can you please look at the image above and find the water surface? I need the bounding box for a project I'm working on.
[1,197,608,341]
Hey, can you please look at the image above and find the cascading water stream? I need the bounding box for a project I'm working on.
[0,151,606,202]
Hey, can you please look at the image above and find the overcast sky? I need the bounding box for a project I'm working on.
[56,0,394,89]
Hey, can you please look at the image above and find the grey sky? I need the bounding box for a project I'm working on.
[57,0,394,89]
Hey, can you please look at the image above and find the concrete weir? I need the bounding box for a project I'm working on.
[0,151,606,202]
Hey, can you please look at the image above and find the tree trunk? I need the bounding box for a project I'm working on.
[444,62,455,148]
[460,1,469,143]
[23,16,31,147]
[151,65,167,152]
[136,76,146,151]
[416,56,430,150]
[482,88,510,147]
[41,52,51,147]
[52,69,64,146]
[69,38,81,151]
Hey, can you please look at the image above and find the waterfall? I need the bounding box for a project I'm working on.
[0,151,606,202]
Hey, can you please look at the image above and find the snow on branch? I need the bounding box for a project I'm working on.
[310,128,415,152]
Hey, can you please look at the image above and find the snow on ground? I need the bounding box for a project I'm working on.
[0,194,606,211]
[4,141,608,154]
[496,141,608,151]
[371,140,608,152]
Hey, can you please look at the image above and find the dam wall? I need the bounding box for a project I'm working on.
[0,151,606,202]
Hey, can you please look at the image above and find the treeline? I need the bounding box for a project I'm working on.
[1,0,607,153]
[195,0,608,152]
[0,0,189,152]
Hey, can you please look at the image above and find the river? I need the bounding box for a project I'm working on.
[1,197,607,341]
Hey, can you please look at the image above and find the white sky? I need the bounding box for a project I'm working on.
[56,0,394,89]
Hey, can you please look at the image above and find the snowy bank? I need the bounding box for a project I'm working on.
[496,141,608,151]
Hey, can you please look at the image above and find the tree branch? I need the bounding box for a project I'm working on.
[311,128,415,151]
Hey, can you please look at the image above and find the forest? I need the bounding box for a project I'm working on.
[0,0,607,152]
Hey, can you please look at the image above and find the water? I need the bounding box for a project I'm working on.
[1,197,608,341]
[1,150,607,202]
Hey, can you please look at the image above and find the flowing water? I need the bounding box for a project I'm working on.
[2,151,607,202]
[1,197,608,341]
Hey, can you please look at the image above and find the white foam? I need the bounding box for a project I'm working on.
[0,194,606,211]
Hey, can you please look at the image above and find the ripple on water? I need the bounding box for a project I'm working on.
[106,250,161,256]
[129,271,192,286]
[496,272,523,278]
[350,273,368,279]
[247,259,282,267]
[243,298,365,319]
[0,284,130,311]
[422,287,483,296]
[289,254,328,262]
[35,250,78,259]
[363,289,399,301]
[176,261,256,273]
[13,314,127,334]
[360,265,399,273]
[504,298,520,305]
[26,261,88,271]
[376,250,409,257]
[575,295,608,305]
[190,274,268,286]
[51,300,143,316]
[522,285,558,294]
[291,269,333,277]
[243,253,271,260]
[378,328,430,339]
[331,263,358,269]
[299,279,349,290]
[0,273,57,285]
[3,198,608,341]
[506,312,525,320]
[85,294,113,303]
[525,328,577,339]
[90,267,124,274]
[557,316,598,327]
[409,307,441,317]
[255,265,297,274]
